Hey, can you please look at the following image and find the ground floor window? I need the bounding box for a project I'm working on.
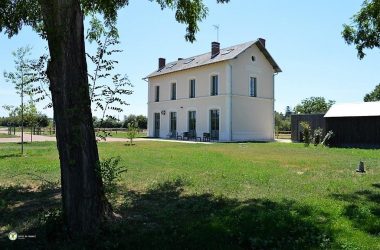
[170,112,177,134]
[188,111,196,132]
[210,109,219,140]
[154,113,160,137]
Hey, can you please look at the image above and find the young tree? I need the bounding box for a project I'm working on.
[364,83,380,102]
[294,97,335,114]
[0,0,230,237]
[342,0,380,59]
[4,46,35,154]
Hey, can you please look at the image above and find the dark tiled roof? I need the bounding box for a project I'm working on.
[145,39,282,79]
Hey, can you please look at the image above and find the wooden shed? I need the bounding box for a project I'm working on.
[324,102,380,147]
[291,114,326,142]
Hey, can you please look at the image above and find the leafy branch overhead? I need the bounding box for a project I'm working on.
[342,0,380,59]
[1,0,230,42]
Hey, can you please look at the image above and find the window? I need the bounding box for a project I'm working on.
[189,79,195,98]
[250,77,257,97]
[171,83,176,100]
[210,109,219,140]
[211,75,218,96]
[155,86,160,102]
[170,112,177,133]
[188,111,196,132]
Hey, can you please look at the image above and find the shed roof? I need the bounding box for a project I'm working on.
[324,102,380,118]
[145,39,282,79]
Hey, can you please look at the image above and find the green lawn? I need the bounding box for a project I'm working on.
[106,131,147,138]
[0,141,379,249]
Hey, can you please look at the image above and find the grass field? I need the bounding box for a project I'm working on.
[107,131,147,138]
[0,141,379,249]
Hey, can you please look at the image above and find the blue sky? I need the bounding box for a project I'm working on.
[0,0,379,118]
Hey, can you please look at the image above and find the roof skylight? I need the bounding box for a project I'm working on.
[184,58,195,64]
[221,49,234,55]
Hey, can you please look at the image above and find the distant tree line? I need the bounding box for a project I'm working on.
[1,103,50,127]
[93,114,147,129]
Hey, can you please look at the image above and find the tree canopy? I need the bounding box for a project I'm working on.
[342,0,380,59]
[364,83,380,101]
[1,0,229,42]
[294,97,335,114]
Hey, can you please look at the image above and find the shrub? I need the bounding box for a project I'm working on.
[300,121,311,147]
[99,156,127,198]
[313,127,323,146]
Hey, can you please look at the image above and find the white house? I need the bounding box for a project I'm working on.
[145,39,281,141]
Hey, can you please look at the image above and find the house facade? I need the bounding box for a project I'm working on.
[145,39,281,141]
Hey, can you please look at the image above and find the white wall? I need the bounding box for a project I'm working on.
[147,43,276,141]
[147,61,231,141]
[230,44,275,141]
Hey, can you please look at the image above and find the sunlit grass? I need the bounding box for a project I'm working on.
[0,141,379,249]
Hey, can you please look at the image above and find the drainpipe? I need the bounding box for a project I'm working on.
[273,72,278,140]
[227,63,233,141]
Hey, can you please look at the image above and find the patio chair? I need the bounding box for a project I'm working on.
[182,132,189,140]
[203,132,210,142]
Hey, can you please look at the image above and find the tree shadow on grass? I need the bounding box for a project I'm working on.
[0,184,61,247]
[106,179,334,250]
[0,153,21,159]
[331,183,380,236]
[1,180,336,249]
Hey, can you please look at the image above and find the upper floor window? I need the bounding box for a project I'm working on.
[189,79,195,98]
[211,75,218,96]
[171,83,176,100]
[250,77,257,97]
[155,86,160,102]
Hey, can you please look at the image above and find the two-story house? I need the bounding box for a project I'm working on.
[145,39,281,141]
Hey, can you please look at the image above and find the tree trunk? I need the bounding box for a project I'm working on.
[39,0,113,236]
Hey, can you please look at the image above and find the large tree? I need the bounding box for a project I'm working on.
[0,0,230,237]
[342,0,380,59]
[294,97,335,114]
[364,83,380,101]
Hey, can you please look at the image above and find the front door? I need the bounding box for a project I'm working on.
[154,113,160,137]
[210,109,219,140]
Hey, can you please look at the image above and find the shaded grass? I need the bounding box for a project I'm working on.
[0,141,379,249]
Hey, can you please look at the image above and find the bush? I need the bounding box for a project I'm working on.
[300,121,311,147]
[313,127,323,146]
[99,156,127,198]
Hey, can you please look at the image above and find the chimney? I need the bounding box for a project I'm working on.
[211,42,220,58]
[258,38,266,47]
[158,58,166,69]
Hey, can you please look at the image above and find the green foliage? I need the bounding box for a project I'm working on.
[99,156,127,197]
[3,46,36,100]
[364,83,380,102]
[1,0,230,43]
[295,97,335,114]
[275,111,291,131]
[126,122,138,145]
[300,121,311,147]
[342,0,380,59]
